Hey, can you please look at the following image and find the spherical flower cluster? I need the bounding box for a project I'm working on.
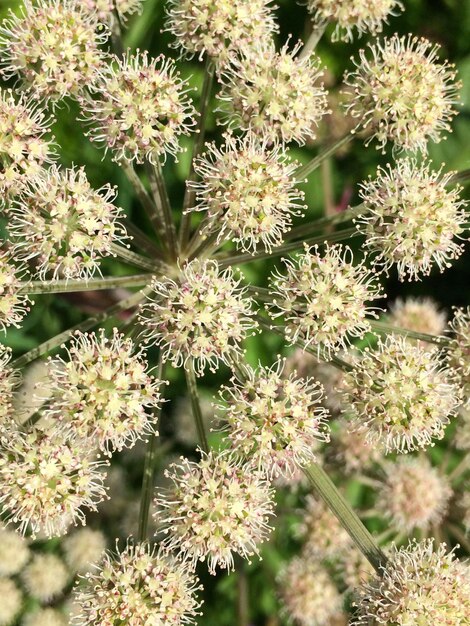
[0,578,22,626]
[0,428,108,537]
[218,359,329,477]
[81,51,196,164]
[331,418,383,473]
[154,450,275,573]
[377,457,452,533]
[268,244,383,356]
[296,495,351,559]
[389,297,447,342]
[0,344,20,426]
[83,0,143,24]
[22,553,68,602]
[0,249,32,332]
[218,40,329,145]
[342,335,461,453]
[306,0,402,42]
[46,329,164,454]
[63,528,107,573]
[455,406,470,451]
[336,549,374,591]
[23,608,68,626]
[190,133,305,253]
[278,556,344,626]
[352,540,470,625]
[165,0,277,61]
[0,0,108,102]
[343,34,460,152]
[357,159,467,280]
[139,259,257,375]
[448,307,470,408]
[71,542,202,626]
[0,526,30,576]
[0,90,54,203]
[9,165,126,280]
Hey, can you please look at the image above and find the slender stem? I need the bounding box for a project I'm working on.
[286,203,366,242]
[217,227,357,268]
[180,57,216,250]
[148,162,178,261]
[138,352,165,542]
[124,219,163,259]
[296,134,354,180]
[448,455,470,482]
[236,558,250,626]
[111,243,163,272]
[121,161,168,248]
[20,274,153,295]
[303,463,387,572]
[299,22,328,59]
[110,10,125,57]
[450,168,470,186]
[185,359,209,453]
[12,288,149,369]
[189,231,220,261]
[448,523,470,553]
[370,320,448,346]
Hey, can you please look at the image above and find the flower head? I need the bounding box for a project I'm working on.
[0,578,22,626]
[189,133,305,253]
[343,34,460,152]
[352,540,470,625]
[63,528,107,573]
[448,307,470,408]
[377,456,452,533]
[296,495,351,559]
[23,608,68,626]
[357,159,467,280]
[0,248,32,332]
[0,0,108,102]
[71,542,202,626]
[389,297,447,343]
[9,165,126,280]
[80,51,196,164]
[139,259,257,375]
[83,0,143,24]
[278,556,344,626]
[0,344,20,427]
[0,428,108,537]
[307,0,402,42]
[0,526,30,576]
[218,359,329,477]
[22,553,68,602]
[331,418,383,473]
[218,40,329,145]
[342,335,461,453]
[268,244,383,356]
[165,0,277,61]
[0,89,54,203]
[46,329,164,454]
[154,449,275,573]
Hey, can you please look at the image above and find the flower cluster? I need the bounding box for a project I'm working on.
[448,307,470,408]
[0,89,54,203]
[296,495,351,559]
[0,428,108,537]
[342,335,461,453]
[83,0,143,24]
[154,450,275,573]
[0,344,19,426]
[268,244,383,355]
[352,540,470,625]
[8,165,126,280]
[388,297,447,341]
[344,34,460,152]
[0,248,32,332]
[139,259,257,375]
[218,359,329,477]
[190,133,305,253]
[0,0,107,102]
[71,542,202,626]
[81,51,196,164]
[46,329,164,454]
[218,40,329,144]
[357,159,467,280]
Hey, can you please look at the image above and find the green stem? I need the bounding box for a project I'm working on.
[147,162,178,261]
[286,203,366,242]
[303,463,387,572]
[370,320,448,346]
[236,558,250,626]
[138,352,165,542]
[124,219,164,259]
[180,57,216,250]
[450,169,470,186]
[217,227,357,268]
[296,134,353,179]
[111,243,163,272]
[185,359,209,453]
[298,21,327,59]
[12,288,149,369]
[20,274,153,295]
